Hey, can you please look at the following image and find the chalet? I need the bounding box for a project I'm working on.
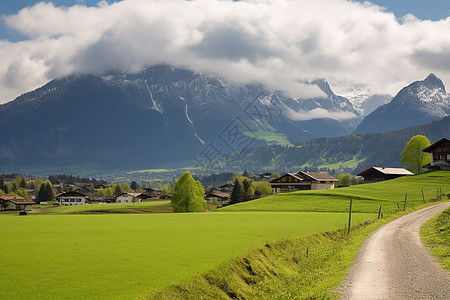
[57,191,89,206]
[270,171,337,193]
[115,192,141,203]
[0,196,35,211]
[205,192,230,205]
[142,188,162,198]
[357,167,413,182]
[218,182,234,193]
[257,172,273,181]
[422,138,450,171]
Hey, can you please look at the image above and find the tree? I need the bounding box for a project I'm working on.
[270,172,280,180]
[252,181,272,196]
[337,174,351,187]
[242,170,251,177]
[230,178,244,204]
[242,178,252,201]
[171,171,206,213]
[400,135,431,174]
[37,180,54,203]
[0,178,7,193]
[130,181,138,191]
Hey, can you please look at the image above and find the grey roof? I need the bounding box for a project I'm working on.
[371,167,413,175]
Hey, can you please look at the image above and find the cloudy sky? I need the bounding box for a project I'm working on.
[1,0,450,104]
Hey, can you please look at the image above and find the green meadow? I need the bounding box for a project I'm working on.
[0,212,373,299]
[220,171,450,213]
[1,171,448,299]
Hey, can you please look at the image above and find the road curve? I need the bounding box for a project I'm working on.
[340,202,450,300]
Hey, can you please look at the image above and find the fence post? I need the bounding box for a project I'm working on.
[378,206,382,219]
[422,189,425,203]
[397,202,400,212]
[403,193,407,211]
[348,197,352,234]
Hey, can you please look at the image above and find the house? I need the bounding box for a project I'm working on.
[142,188,162,198]
[270,171,337,193]
[218,182,234,193]
[115,192,141,203]
[205,192,230,205]
[257,172,273,181]
[57,191,89,206]
[357,167,413,182]
[422,138,450,171]
[0,196,35,211]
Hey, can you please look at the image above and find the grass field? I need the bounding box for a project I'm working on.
[420,206,450,270]
[31,201,171,214]
[0,211,374,299]
[220,171,450,214]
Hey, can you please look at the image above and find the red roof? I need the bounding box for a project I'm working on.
[0,196,35,205]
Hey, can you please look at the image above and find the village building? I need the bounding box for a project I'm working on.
[57,191,89,206]
[205,192,230,205]
[218,182,234,193]
[357,167,413,182]
[422,138,450,171]
[270,171,337,194]
[0,196,35,211]
[142,188,162,198]
[115,192,141,203]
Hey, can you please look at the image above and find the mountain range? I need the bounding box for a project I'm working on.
[0,66,448,174]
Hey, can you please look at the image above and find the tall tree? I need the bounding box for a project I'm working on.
[37,180,54,203]
[130,181,138,191]
[242,170,251,177]
[400,135,431,174]
[230,178,244,204]
[171,171,206,213]
[0,178,7,193]
[242,178,252,201]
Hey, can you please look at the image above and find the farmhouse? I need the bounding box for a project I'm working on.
[422,138,450,171]
[0,196,35,211]
[218,182,234,193]
[115,192,141,203]
[357,167,413,182]
[142,188,162,198]
[205,192,230,205]
[270,171,337,194]
[57,191,89,206]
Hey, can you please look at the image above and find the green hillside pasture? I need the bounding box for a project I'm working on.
[0,212,373,299]
[32,201,171,214]
[220,171,450,214]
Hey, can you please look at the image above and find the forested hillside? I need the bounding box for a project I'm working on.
[225,116,449,174]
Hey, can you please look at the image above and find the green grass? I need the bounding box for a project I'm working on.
[299,153,366,170]
[220,171,450,214]
[420,206,450,270]
[0,211,374,299]
[244,130,293,146]
[31,201,171,214]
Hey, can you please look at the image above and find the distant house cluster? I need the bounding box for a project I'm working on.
[55,187,163,206]
[0,196,35,211]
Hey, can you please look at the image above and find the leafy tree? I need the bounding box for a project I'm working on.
[400,135,431,174]
[270,172,280,180]
[242,170,251,177]
[230,178,244,204]
[0,178,7,193]
[337,174,351,187]
[130,181,138,191]
[114,185,123,196]
[161,184,172,196]
[252,181,272,196]
[16,189,30,200]
[37,180,54,203]
[171,171,206,213]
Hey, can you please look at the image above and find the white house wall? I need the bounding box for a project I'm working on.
[60,197,86,206]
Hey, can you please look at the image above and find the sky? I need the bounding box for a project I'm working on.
[0,0,450,104]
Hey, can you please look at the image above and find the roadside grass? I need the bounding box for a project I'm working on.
[152,204,439,299]
[31,200,172,214]
[220,171,450,214]
[420,206,450,270]
[0,211,374,299]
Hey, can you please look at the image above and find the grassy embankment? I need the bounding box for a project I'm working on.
[420,206,450,270]
[1,171,448,299]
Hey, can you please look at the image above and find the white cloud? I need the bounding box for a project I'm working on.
[284,107,357,121]
[1,0,450,104]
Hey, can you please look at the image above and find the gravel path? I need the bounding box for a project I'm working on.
[339,202,450,300]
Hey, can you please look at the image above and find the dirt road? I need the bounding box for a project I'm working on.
[340,202,450,299]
